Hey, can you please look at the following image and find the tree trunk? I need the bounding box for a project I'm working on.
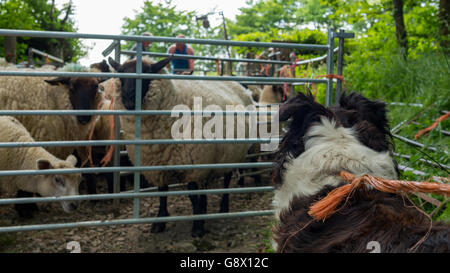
[392,0,408,58]
[440,0,449,52]
[4,36,17,63]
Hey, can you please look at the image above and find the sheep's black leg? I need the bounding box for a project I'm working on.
[106,172,127,193]
[252,168,262,185]
[140,174,150,188]
[84,174,97,195]
[14,190,38,218]
[220,172,232,213]
[187,181,205,237]
[195,193,207,237]
[238,169,245,186]
[151,185,169,233]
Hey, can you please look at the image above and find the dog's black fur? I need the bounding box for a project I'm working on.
[272,91,449,253]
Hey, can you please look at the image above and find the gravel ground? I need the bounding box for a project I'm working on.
[0,173,275,253]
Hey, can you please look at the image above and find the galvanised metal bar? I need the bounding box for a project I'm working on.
[134,43,143,219]
[239,81,286,86]
[0,70,328,83]
[113,40,121,210]
[0,162,275,176]
[29,48,64,64]
[0,110,277,116]
[393,153,450,169]
[122,50,292,65]
[325,28,335,107]
[393,134,448,155]
[102,40,120,57]
[0,186,275,204]
[398,165,446,183]
[0,29,329,50]
[238,168,273,178]
[388,102,424,107]
[335,30,345,105]
[245,151,276,159]
[0,138,281,148]
[295,47,338,65]
[0,210,275,233]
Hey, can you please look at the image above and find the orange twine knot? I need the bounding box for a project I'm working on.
[308,171,450,222]
[81,82,115,168]
[279,65,294,101]
[311,74,345,100]
[216,57,221,76]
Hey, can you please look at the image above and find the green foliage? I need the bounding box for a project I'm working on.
[0,0,87,63]
[232,28,327,56]
[436,204,450,222]
[121,0,226,71]
[227,0,301,36]
[296,0,338,29]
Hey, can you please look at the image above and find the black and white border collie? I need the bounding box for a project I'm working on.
[272,92,449,253]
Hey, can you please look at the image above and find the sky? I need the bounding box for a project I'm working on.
[54,0,247,66]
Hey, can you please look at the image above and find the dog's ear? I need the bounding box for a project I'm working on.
[279,91,333,125]
[45,77,70,86]
[339,92,389,132]
[279,92,314,121]
[338,92,393,152]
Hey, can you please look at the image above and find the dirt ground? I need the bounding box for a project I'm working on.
[0,173,275,253]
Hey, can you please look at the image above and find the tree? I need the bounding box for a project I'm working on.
[439,0,449,51]
[0,0,86,63]
[296,0,339,30]
[393,0,408,58]
[121,0,226,71]
[227,0,301,36]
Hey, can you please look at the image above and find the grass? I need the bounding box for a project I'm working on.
[348,52,449,220]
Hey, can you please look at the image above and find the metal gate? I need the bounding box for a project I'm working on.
[0,28,352,233]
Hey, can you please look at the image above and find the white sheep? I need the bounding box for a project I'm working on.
[0,65,105,159]
[0,116,81,217]
[109,56,255,237]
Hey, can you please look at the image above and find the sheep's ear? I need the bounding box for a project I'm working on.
[45,77,70,86]
[65,155,78,167]
[37,159,53,170]
[90,59,111,73]
[108,57,121,71]
[150,57,172,73]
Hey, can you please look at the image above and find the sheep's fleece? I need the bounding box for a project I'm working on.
[0,72,103,158]
[113,57,255,187]
[0,116,80,197]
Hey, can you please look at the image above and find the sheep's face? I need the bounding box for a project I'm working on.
[108,57,172,110]
[273,85,288,103]
[35,155,81,213]
[45,77,101,125]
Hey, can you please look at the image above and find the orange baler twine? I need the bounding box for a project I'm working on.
[414,112,450,140]
[308,171,450,222]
